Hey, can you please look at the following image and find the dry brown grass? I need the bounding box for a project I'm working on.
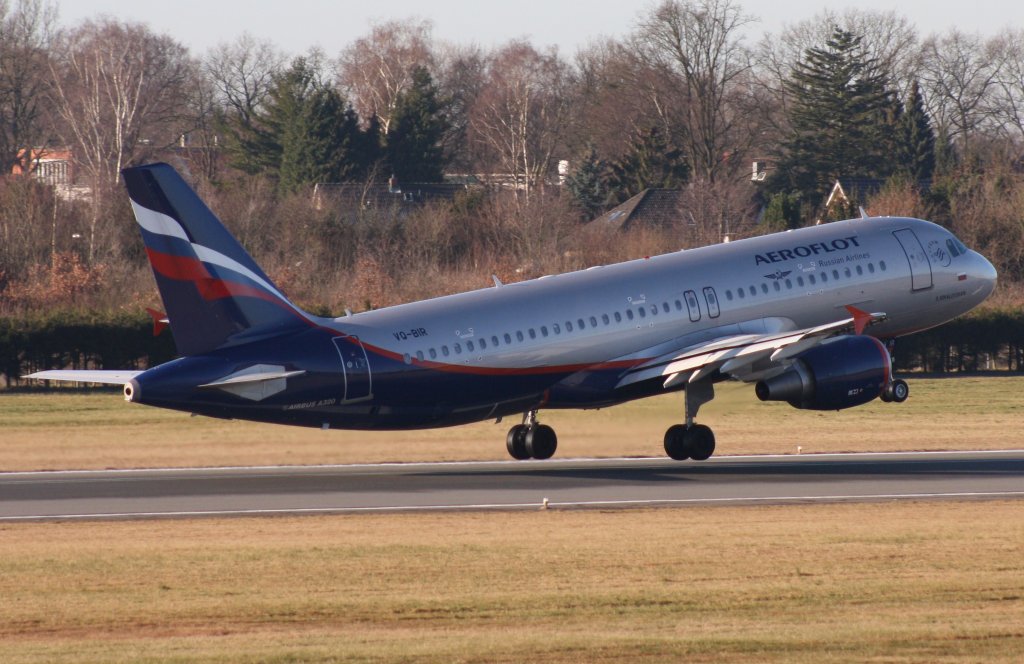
[0,501,1021,662]
[1,376,1023,471]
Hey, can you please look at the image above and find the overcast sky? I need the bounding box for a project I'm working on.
[55,0,1022,57]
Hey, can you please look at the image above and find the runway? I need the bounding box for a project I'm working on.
[2,450,1023,521]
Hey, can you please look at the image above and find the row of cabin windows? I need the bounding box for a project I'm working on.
[724,261,887,302]
[409,297,694,364]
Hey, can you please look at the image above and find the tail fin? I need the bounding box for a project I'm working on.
[123,163,311,356]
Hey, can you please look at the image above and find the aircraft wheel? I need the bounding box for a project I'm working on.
[880,388,894,403]
[686,424,716,461]
[525,424,557,460]
[664,424,690,461]
[891,379,909,403]
[506,425,530,460]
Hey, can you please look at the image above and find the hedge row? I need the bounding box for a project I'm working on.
[2,308,1023,387]
[0,311,177,387]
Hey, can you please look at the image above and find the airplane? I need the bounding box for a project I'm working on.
[28,163,997,461]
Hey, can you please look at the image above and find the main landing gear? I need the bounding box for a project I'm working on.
[663,379,717,461]
[506,410,558,460]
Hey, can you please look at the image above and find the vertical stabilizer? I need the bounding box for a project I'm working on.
[123,163,310,356]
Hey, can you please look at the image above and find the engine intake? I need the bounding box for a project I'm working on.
[755,335,890,410]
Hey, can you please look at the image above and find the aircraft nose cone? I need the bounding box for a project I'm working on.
[970,251,997,300]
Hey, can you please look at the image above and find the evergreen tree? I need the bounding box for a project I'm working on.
[898,80,937,182]
[565,145,610,220]
[605,126,689,204]
[386,66,449,183]
[771,28,895,208]
[229,56,378,193]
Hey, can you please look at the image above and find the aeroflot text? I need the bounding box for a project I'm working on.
[754,236,861,265]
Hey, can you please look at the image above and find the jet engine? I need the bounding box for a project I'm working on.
[754,335,890,410]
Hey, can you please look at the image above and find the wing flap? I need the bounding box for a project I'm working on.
[616,309,887,390]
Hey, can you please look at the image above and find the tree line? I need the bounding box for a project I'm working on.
[4,0,1024,318]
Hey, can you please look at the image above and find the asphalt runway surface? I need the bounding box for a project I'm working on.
[2,450,1023,521]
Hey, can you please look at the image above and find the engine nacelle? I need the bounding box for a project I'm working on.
[754,335,890,410]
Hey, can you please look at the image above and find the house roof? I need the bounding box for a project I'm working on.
[588,189,687,230]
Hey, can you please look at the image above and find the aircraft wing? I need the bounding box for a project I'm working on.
[616,306,886,390]
[25,370,143,385]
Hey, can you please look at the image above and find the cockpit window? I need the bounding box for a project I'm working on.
[947,236,969,257]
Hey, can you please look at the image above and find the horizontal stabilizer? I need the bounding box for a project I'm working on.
[25,370,142,385]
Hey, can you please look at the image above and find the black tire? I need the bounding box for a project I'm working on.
[525,424,558,460]
[891,379,909,403]
[686,424,716,461]
[664,424,690,460]
[880,387,894,403]
[506,425,530,460]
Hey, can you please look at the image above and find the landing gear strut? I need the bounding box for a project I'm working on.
[506,410,558,460]
[879,341,909,403]
[664,379,717,461]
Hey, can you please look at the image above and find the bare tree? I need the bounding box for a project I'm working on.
[635,0,756,182]
[469,41,573,199]
[0,0,57,174]
[336,18,435,134]
[203,33,284,129]
[989,29,1024,142]
[434,42,486,173]
[49,18,193,260]
[919,30,1004,156]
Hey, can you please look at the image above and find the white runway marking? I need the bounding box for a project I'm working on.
[4,491,1024,522]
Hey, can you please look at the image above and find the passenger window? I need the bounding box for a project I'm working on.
[553,323,561,334]
[492,335,499,346]
[416,351,424,361]
[650,305,658,316]
[797,276,804,287]
[844,267,852,278]
[880,260,887,271]
[662,302,670,313]
[504,333,512,344]
[856,265,864,275]
[516,331,524,342]
[602,314,610,325]
[832,269,840,280]
[429,348,437,359]
[614,312,622,323]
[590,316,598,327]
[441,345,450,357]
[675,300,683,311]
[821,272,828,282]
[725,290,733,301]
[578,318,586,329]
[626,309,634,321]
[738,288,745,299]
[808,274,816,285]
[467,340,475,352]
[454,342,462,354]
[868,263,875,274]
[541,326,548,337]
[773,281,781,291]
[761,283,769,294]
[479,338,487,349]
[528,328,536,339]
[638,308,646,318]
[566,321,574,332]
[785,279,792,289]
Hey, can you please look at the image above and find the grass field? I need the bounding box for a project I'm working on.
[1,501,1022,663]
[2,375,1024,471]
